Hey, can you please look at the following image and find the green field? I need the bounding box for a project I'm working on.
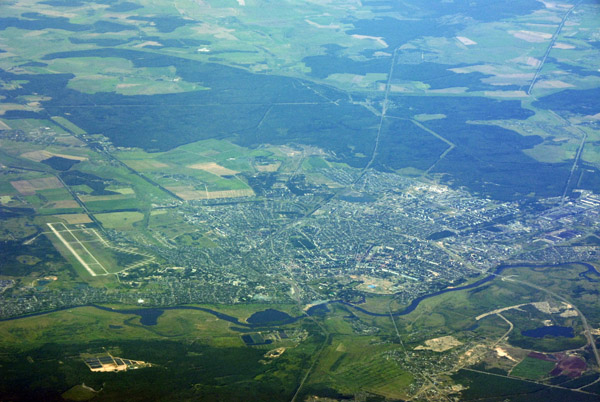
[115,139,260,195]
[95,211,144,230]
[0,305,316,401]
[511,356,556,380]
[45,222,152,277]
[307,334,412,400]
[51,116,87,135]
[3,119,68,135]
[0,0,599,400]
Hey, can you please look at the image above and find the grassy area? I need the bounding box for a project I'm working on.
[3,119,68,135]
[0,217,38,240]
[37,188,72,201]
[51,116,87,135]
[0,307,152,348]
[302,156,330,171]
[74,161,174,208]
[0,0,599,400]
[511,356,556,380]
[0,304,316,401]
[0,303,304,348]
[307,308,413,400]
[44,221,150,277]
[62,384,97,401]
[85,198,141,213]
[116,139,258,192]
[502,263,600,323]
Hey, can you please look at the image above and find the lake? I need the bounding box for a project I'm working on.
[522,326,575,339]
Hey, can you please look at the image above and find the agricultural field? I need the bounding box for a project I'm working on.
[0,0,597,198]
[0,0,599,400]
[115,139,272,199]
[511,356,557,380]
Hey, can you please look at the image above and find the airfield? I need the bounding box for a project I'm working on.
[0,0,599,400]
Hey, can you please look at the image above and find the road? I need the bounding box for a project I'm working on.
[561,128,587,206]
[522,0,586,207]
[384,116,456,175]
[501,275,600,368]
[475,303,528,321]
[452,309,595,396]
[290,48,401,402]
[364,48,398,171]
[48,113,184,204]
[462,368,597,395]
[4,163,107,235]
[249,49,403,253]
[47,222,106,276]
[494,313,514,345]
[527,1,582,95]
[551,109,589,207]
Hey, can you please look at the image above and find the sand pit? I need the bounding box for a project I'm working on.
[415,336,463,352]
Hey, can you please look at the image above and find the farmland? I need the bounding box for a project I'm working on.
[0,0,599,400]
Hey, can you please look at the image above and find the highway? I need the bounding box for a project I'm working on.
[527,1,582,95]
[501,275,600,369]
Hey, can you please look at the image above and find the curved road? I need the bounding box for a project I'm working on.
[501,275,600,368]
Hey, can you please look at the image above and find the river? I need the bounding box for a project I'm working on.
[1,262,597,324]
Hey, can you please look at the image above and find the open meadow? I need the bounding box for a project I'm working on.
[0,0,599,400]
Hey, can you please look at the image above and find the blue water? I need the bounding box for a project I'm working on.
[314,262,600,318]
[522,326,574,338]
[2,262,598,324]
[246,309,294,325]
[93,305,302,327]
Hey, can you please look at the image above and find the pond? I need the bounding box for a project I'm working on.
[522,326,574,339]
[246,309,295,325]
